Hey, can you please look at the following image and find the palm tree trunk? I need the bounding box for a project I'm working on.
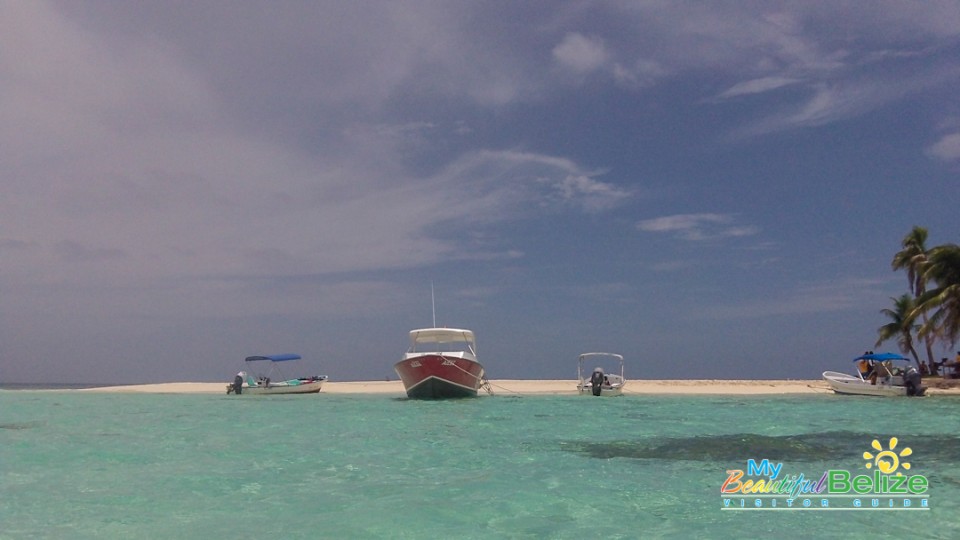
[908,344,921,367]
[921,311,935,365]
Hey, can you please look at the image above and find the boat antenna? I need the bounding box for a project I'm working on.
[431,280,436,327]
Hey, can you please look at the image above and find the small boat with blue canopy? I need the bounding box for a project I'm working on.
[822,352,925,397]
[227,354,328,395]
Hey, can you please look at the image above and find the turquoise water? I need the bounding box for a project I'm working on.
[2,392,959,539]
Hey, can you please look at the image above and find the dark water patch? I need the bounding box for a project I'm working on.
[0,422,38,430]
[562,432,960,463]
[621,413,654,420]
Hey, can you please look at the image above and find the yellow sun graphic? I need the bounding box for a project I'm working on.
[863,437,913,475]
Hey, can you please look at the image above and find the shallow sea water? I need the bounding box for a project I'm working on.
[2,391,959,539]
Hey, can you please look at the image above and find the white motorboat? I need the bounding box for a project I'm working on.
[822,352,925,397]
[577,352,626,396]
[227,354,328,395]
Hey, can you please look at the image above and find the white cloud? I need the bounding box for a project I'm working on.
[552,173,631,212]
[731,77,925,137]
[717,76,801,99]
[0,2,630,304]
[552,32,667,88]
[612,58,668,87]
[553,32,609,73]
[926,132,960,161]
[600,3,960,137]
[637,213,759,241]
[639,213,729,232]
[438,149,630,215]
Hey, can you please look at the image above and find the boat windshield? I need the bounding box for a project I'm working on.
[408,329,476,354]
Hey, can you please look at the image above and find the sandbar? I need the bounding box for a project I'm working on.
[68,379,830,395]
[41,378,959,395]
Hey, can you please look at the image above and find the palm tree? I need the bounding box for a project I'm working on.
[917,244,960,347]
[891,227,934,364]
[875,294,922,366]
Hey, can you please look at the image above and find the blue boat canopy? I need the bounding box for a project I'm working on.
[245,354,302,362]
[853,352,910,362]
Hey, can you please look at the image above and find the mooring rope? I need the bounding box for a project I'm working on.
[447,359,497,395]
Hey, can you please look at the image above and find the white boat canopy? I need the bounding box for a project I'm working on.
[578,352,625,380]
[408,328,475,344]
[579,352,624,362]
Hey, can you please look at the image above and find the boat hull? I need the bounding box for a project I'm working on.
[577,383,625,396]
[822,371,908,397]
[227,378,326,395]
[394,355,485,399]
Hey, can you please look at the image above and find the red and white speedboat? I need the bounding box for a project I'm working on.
[394,328,487,399]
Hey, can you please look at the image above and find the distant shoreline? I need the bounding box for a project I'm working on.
[6,378,959,395]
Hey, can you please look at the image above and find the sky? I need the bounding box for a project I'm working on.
[2,1,960,384]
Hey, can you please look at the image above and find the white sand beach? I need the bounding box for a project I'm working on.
[55,379,852,395]
[68,378,960,395]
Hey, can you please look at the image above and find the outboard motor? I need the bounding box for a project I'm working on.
[232,373,244,395]
[903,366,926,397]
[590,368,605,396]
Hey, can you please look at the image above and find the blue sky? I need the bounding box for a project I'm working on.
[2,1,959,383]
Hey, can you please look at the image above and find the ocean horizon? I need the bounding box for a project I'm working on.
[0,383,119,390]
[2,391,958,538]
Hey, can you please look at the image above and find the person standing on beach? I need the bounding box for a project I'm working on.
[232,371,245,394]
